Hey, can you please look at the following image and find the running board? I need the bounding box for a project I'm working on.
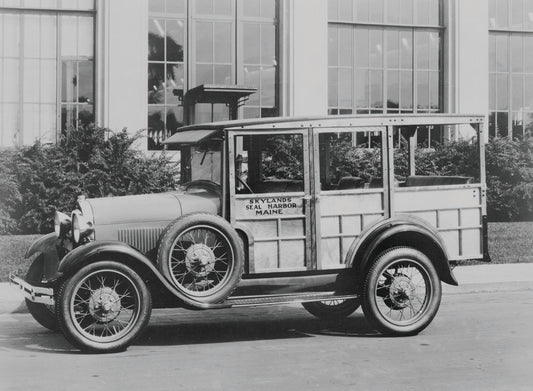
[221,292,358,308]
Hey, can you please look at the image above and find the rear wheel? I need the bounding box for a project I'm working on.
[56,261,152,353]
[361,247,441,336]
[25,257,58,331]
[302,299,360,320]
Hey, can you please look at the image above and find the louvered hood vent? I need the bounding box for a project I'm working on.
[118,226,166,254]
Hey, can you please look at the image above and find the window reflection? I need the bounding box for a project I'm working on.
[241,1,278,119]
[329,0,439,25]
[147,0,279,149]
[148,12,186,149]
[329,21,440,116]
[487,9,533,139]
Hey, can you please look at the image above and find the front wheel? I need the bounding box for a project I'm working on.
[56,261,152,353]
[361,247,441,336]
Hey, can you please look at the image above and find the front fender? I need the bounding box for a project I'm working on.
[25,232,57,259]
[25,233,65,282]
[57,241,218,309]
[347,215,458,286]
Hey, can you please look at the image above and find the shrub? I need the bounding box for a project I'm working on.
[331,134,532,222]
[0,125,177,234]
[485,136,533,221]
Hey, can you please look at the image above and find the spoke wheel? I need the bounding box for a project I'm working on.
[362,247,441,336]
[57,261,151,353]
[302,299,360,320]
[158,214,244,304]
[169,225,234,296]
[25,257,58,331]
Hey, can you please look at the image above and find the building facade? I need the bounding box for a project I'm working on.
[0,0,529,150]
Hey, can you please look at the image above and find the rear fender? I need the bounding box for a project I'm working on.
[346,215,458,286]
[57,241,215,309]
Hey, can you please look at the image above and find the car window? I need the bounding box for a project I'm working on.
[234,133,304,194]
[318,127,384,191]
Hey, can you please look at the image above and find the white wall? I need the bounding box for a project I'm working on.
[97,0,148,147]
[288,0,329,116]
[445,0,489,137]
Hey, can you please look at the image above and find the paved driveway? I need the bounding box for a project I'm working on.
[1,283,532,391]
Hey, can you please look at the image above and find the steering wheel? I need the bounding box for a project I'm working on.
[184,180,222,197]
[237,176,254,194]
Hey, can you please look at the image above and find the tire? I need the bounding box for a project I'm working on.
[361,247,442,336]
[157,214,245,304]
[302,299,360,320]
[25,257,58,332]
[56,261,152,353]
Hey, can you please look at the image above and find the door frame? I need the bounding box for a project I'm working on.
[227,128,313,274]
[311,126,389,269]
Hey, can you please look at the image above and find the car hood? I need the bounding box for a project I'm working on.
[86,190,220,227]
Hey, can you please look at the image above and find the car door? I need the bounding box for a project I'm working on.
[228,129,313,273]
[312,126,387,269]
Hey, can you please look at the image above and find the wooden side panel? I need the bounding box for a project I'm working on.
[395,186,483,259]
[235,195,307,272]
[318,191,385,269]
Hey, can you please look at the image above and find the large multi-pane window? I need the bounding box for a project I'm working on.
[489,0,533,139]
[328,0,441,117]
[147,0,278,150]
[0,1,95,148]
[147,1,186,149]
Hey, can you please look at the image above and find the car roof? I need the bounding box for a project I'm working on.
[174,113,485,133]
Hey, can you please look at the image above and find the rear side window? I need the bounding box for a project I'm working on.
[318,127,384,191]
[393,124,480,187]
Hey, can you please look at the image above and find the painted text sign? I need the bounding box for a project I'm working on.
[236,197,303,218]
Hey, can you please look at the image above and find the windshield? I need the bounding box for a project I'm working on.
[180,140,222,186]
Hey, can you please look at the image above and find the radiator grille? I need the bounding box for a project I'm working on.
[118,227,165,254]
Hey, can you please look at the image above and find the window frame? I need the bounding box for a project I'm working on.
[0,4,96,146]
[488,0,533,139]
[147,0,280,151]
[327,0,444,118]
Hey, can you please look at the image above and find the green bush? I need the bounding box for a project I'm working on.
[330,134,533,222]
[0,125,177,234]
[485,136,533,221]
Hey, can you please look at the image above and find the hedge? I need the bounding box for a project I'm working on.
[327,134,533,222]
[0,127,531,234]
[0,126,177,234]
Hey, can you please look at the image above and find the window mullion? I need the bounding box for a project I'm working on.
[412,29,417,114]
[508,33,512,136]
[382,29,387,114]
[56,12,61,142]
[18,13,24,145]
[352,26,356,114]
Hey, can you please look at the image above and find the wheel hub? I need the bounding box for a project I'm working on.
[387,275,415,309]
[185,244,216,277]
[88,287,121,322]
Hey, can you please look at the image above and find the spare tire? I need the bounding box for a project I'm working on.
[157,213,244,304]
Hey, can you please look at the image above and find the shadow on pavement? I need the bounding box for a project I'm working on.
[2,307,380,354]
[136,307,379,347]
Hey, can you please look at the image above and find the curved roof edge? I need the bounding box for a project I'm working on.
[175,113,486,133]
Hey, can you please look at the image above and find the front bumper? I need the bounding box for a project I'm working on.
[8,273,55,306]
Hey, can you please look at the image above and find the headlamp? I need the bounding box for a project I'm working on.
[71,210,94,243]
[54,211,71,238]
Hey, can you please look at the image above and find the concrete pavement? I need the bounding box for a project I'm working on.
[2,288,533,391]
[1,263,533,315]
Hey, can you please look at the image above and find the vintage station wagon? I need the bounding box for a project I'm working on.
[10,114,490,352]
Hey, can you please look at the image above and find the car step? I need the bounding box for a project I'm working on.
[223,292,358,308]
